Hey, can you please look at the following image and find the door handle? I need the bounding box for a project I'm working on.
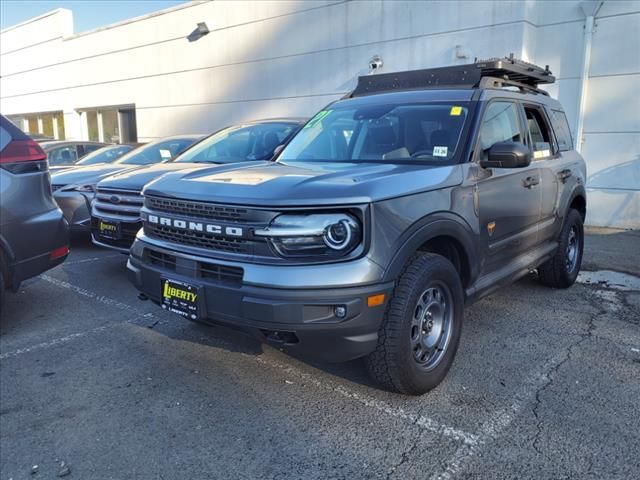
[522,176,540,188]
[558,168,572,183]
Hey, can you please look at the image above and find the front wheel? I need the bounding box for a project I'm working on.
[538,208,584,288]
[365,252,464,395]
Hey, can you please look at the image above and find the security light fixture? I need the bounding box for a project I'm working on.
[369,55,383,72]
[187,22,210,42]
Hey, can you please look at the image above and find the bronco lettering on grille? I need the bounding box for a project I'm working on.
[147,214,244,237]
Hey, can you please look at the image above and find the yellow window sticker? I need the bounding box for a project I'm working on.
[304,110,331,129]
[450,106,463,116]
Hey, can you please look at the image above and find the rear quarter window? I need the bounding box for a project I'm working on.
[548,109,573,151]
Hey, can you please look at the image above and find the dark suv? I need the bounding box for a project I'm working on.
[0,116,69,310]
[127,58,587,395]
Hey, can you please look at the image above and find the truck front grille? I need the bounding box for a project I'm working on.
[142,195,279,258]
[94,188,144,220]
[146,196,248,222]
[144,224,250,254]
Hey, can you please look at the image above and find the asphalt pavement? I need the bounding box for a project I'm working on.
[1,229,639,480]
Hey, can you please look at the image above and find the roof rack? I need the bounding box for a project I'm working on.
[348,54,554,98]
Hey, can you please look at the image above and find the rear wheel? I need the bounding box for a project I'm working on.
[365,252,464,395]
[538,209,584,288]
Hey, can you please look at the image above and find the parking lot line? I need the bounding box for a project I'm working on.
[22,273,480,448]
[0,324,111,360]
[428,345,583,480]
[64,254,123,265]
[40,274,149,314]
[250,354,479,446]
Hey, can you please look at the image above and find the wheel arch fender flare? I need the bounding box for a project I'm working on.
[382,213,479,285]
[567,184,587,219]
[0,234,15,281]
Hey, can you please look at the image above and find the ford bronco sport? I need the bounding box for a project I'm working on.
[127,57,587,395]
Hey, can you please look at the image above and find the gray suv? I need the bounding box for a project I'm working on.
[0,116,69,310]
[127,58,587,395]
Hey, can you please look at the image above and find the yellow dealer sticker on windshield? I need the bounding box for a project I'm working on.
[304,110,331,129]
[450,106,463,116]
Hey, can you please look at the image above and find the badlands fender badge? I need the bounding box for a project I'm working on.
[487,221,496,237]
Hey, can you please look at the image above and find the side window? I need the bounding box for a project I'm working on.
[523,105,553,160]
[83,144,102,155]
[48,146,78,165]
[477,101,522,162]
[548,109,573,151]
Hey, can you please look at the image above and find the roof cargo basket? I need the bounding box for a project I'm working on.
[349,54,555,98]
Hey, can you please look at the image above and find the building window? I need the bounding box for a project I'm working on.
[101,109,119,143]
[7,112,65,139]
[80,106,137,143]
[86,111,99,142]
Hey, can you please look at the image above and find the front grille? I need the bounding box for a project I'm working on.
[145,196,249,222]
[145,249,244,285]
[144,224,249,254]
[91,217,140,250]
[143,195,279,257]
[94,188,144,220]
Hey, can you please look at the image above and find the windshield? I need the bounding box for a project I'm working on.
[115,138,196,165]
[173,123,297,164]
[76,145,133,165]
[279,103,470,164]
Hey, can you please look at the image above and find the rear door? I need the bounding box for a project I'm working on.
[521,103,561,244]
[474,99,542,274]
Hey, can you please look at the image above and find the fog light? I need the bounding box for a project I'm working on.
[334,306,347,318]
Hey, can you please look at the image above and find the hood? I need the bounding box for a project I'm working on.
[143,161,463,207]
[49,165,76,173]
[97,162,211,192]
[50,163,141,188]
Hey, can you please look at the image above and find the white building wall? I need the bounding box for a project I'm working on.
[1,0,638,228]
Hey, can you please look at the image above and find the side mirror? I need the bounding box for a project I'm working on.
[270,144,285,160]
[480,141,531,169]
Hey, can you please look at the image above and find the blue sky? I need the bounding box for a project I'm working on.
[1,1,186,32]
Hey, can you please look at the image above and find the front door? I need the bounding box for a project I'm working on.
[474,100,542,274]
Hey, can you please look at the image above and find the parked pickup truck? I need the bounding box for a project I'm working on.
[127,58,587,395]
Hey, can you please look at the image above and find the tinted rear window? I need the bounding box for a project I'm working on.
[548,109,573,151]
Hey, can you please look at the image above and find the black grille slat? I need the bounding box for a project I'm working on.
[199,263,243,285]
[144,249,243,285]
[144,224,250,254]
[147,250,177,271]
[146,196,250,223]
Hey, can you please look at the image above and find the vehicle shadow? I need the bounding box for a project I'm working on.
[154,315,378,390]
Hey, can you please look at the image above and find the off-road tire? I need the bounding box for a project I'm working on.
[365,252,464,395]
[538,209,584,289]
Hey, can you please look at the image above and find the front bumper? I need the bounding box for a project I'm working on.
[128,239,393,362]
[90,215,141,253]
[53,191,92,232]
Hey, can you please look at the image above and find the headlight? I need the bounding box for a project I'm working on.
[255,213,362,259]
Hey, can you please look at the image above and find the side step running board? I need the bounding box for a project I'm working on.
[465,242,558,301]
